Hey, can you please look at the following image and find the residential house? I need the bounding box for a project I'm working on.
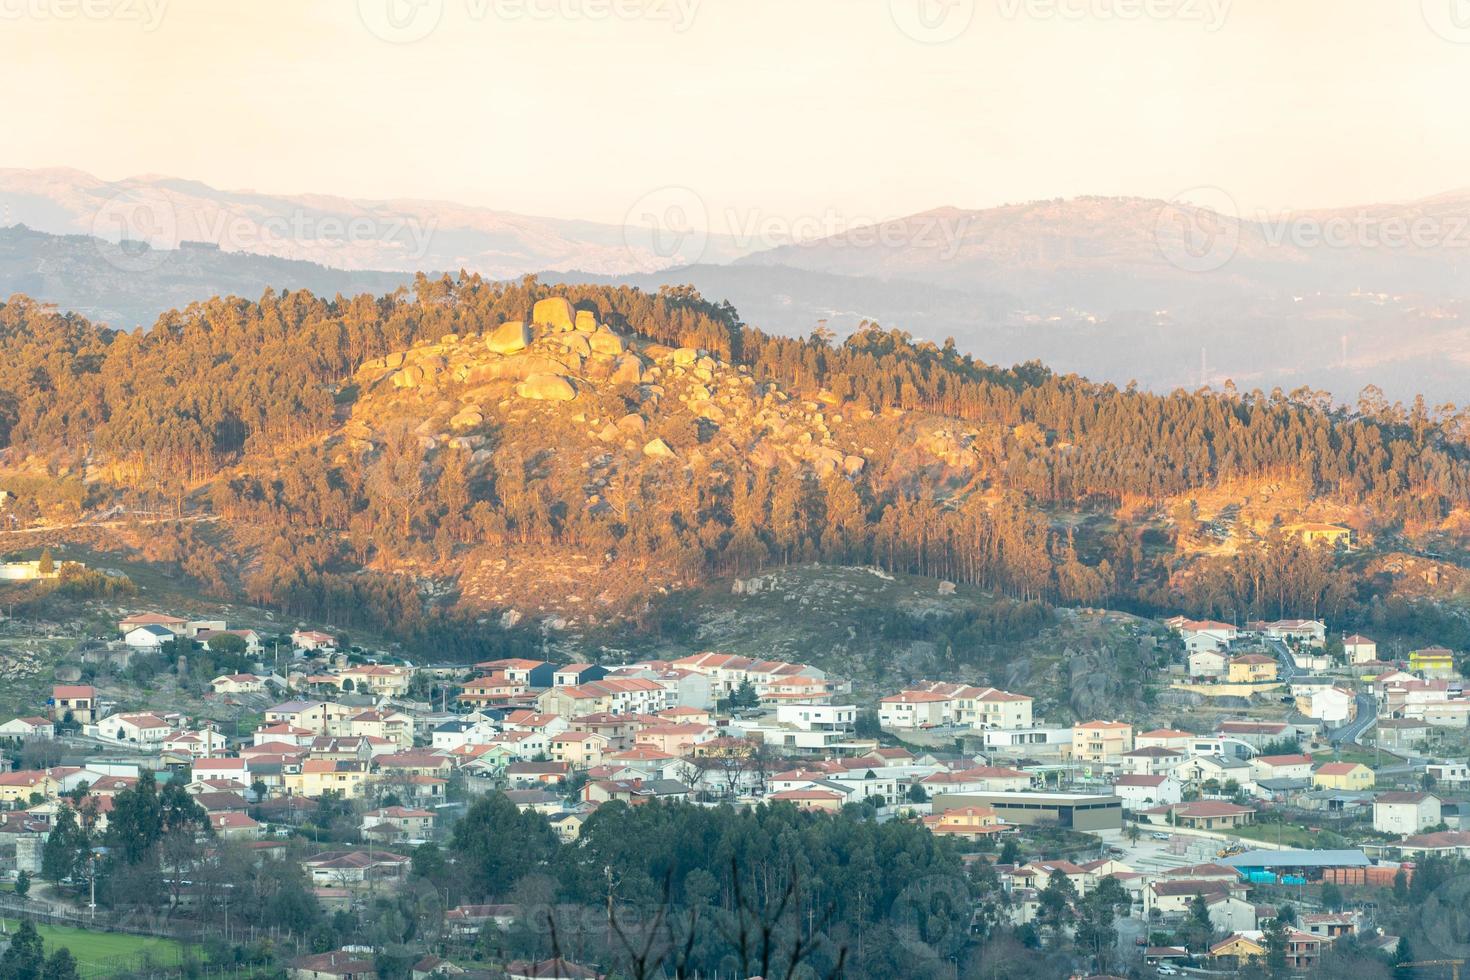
[1188,648,1229,681]
[124,624,174,651]
[548,731,609,769]
[1298,686,1357,724]
[1136,729,1195,752]
[1343,635,1378,665]
[920,805,1009,839]
[287,950,379,980]
[1376,718,1430,751]
[101,712,172,745]
[1209,933,1267,967]
[1071,721,1134,765]
[1112,774,1183,809]
[1313,762,1375,791]
[459,674,528,707]
[1411,646,1458,680]
[302,850,410,887]
[1142,801,1256,830]
[291,630,337,652]
[265,700,353,733]
[51,685,96,723]
[553,663,610,688]
[287,759,372,799]
[1215,720,1293,749]
[118,612,187,636]
[1254,619,1328,647]
[1172,619,1238,653]
[211,674,266,695]
[1174,754,1254,792]
[1120,747,1186,777]
[1249,754,1315,782]
[337,664,413,698]
[0,770,59,806]
[0,717,54,741]
[877,690,949,730]
[1374,792,1443,836]
[1227,654,1278,684]
[195,628,264,655]
[362,805,434,842]
[505,958,603,980]
[210,811,262,840]
[633,723,713,757]
[768,788,847,812]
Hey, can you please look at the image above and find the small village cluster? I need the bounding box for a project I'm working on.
[0,607,1468,976]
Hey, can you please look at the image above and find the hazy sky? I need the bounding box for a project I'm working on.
[4,0,1469,231]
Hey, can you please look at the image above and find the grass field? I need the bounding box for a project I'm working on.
[1226,822,1323,849]
[1,918,191,977]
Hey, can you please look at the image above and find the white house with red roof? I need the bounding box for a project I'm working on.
[1112,773,1183,808]
[98,712,171,745]
[117,612,187,635]
[211,673,266,695]
[291,629,337,652]
[0,716,54,741]
[878,681,1033,730]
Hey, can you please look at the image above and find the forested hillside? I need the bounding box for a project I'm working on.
[1,276,1467,653]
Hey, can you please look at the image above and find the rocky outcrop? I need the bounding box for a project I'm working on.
[451,406,485,430]
[611,354,645,385]
[393,365,425,389]
[516,374,577,402]
[575,310,599,333]
[532,297,577,332]
[589,330,626,356]
[487,320,530,355]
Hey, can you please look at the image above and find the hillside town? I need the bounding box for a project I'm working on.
[1,606,1468,977]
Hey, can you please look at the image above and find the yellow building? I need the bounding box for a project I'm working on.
[1227,654,1278,683]
[1071,721,1135,764]
[286,759,374,799]
[1284,523,1354,549]
[1409,647,1457,679]
[1210,933,1266,963]
[1312,762,1375,791]
[0,770,59,805]
[922,805,1008,840]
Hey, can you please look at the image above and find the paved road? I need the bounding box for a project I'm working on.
[1267,638,1377,747]
[1267,637,1299,681]
[1330,694,1379,747]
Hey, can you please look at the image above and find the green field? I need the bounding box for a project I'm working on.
[1,918,191,977]
[1225,822,1324,849]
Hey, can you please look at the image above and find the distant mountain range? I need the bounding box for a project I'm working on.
[4,167,1469,401]
[0,167,744,282]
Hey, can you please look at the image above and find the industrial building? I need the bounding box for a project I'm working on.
[931,791,1123,832]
